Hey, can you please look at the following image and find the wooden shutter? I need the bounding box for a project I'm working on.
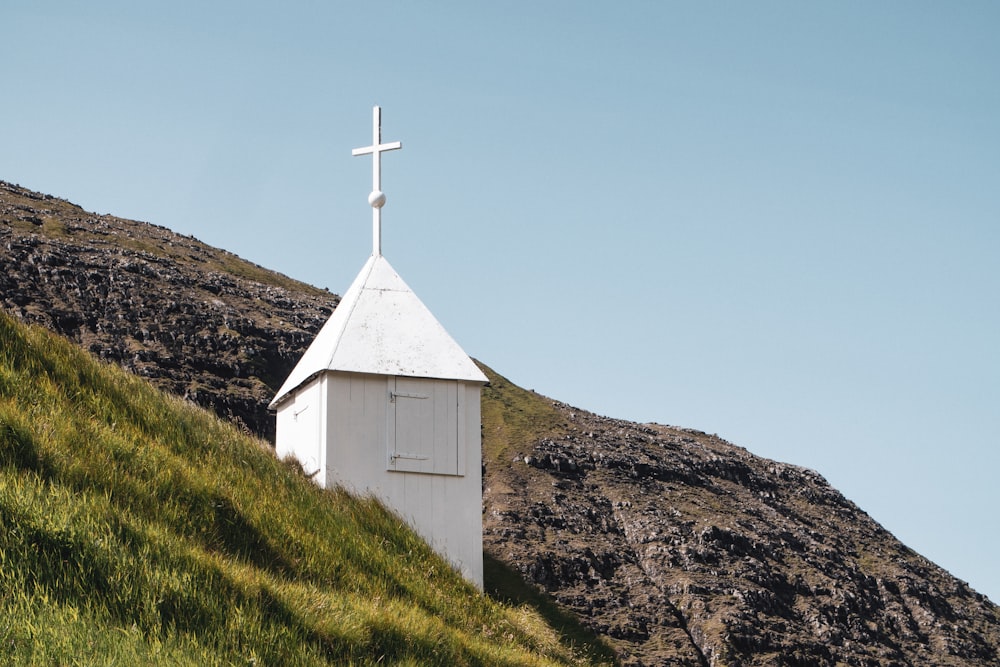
[387,377,462,475]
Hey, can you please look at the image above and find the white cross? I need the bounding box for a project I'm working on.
[352,105,401,256]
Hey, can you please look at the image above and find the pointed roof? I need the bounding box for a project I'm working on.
[270,255,487,408]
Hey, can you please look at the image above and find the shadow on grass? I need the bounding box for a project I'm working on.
[484,553,619,665]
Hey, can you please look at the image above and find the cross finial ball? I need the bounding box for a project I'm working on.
[352,106,401,256]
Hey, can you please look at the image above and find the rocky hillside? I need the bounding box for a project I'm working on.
[480,371,1000,665]
[3,180,999,666]
[0,181,332,441]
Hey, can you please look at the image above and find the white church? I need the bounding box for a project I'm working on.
[268,107,488,587]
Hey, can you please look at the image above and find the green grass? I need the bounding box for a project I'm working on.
[0,311,612,666]
[478,362,569,465]
[484,555,618,665]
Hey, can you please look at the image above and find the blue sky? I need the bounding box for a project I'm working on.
[4,2,998,604]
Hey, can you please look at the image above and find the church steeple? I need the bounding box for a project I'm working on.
[269,105,486,410]
[271,106,486,587]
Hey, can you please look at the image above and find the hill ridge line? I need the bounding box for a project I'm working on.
[3,179,998,665]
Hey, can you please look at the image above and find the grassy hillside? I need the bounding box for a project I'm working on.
[0,311,612,666]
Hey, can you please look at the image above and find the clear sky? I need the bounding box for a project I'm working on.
[4,2,998,604]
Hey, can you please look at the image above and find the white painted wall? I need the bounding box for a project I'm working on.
[274,377,324,482]
[325,372,483,588]
[276,371,483,588]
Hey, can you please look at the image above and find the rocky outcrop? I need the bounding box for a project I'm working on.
[483,403,1000,665]
[4,180,999,665]
[1,181,333,440]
